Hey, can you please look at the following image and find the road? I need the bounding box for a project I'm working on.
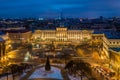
[7,49,29,64]
[75,46,107,80]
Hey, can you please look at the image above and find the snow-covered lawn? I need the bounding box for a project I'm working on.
[28,67,63,80]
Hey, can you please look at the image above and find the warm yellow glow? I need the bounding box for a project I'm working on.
[33,28,93,44]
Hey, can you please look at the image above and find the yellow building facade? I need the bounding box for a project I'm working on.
[32,27,93,44]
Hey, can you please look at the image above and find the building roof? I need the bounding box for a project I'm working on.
[0,37,4,42]
[110,48,120,52]
[4,29,30,33]
[0,31,5,35]
[94,30,120,39]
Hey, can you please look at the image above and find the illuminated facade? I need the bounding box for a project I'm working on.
[109,49,120,72]
[32,27,93,44]
[0,37,5,60]
[92,34,120,62]
[6,29,32,43]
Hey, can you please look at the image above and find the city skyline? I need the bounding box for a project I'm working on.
[0,1,120,78]
[0,0,120,18]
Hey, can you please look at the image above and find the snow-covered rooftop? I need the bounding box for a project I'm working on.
[0,37,4,42]
[94,30,120,39]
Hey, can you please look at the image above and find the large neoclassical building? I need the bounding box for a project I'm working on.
[4,26,120,50]
[32,27,93,44]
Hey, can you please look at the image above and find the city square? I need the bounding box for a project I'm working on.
[0,25,119,80]
[0,0,120,80]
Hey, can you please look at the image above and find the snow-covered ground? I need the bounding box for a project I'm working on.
[29,67,63,80]
[52,63,65,67]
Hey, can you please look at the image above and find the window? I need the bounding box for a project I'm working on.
[113,42,115,44]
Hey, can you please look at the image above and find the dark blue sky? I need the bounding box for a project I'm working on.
[0,0,120,18]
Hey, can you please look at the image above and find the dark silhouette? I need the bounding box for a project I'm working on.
[45,56,51,71]
[65,60,92,80]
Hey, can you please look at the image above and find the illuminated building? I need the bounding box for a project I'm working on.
[32,27,93,44]
[0,37,5,60]
[5,29,32,43]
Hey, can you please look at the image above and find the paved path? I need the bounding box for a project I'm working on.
[68,74,88,80]
[20,64,69,80]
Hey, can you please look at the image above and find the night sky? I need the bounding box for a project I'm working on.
[0,0,120,18]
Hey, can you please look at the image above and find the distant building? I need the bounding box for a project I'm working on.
[5,29,32,43]
[0,37,5,60]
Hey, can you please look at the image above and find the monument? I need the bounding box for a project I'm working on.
[45,56,51,71]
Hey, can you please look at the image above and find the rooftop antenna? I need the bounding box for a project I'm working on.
[60,10,63,20]
[59,9,63,20]
[59,9,65,27]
